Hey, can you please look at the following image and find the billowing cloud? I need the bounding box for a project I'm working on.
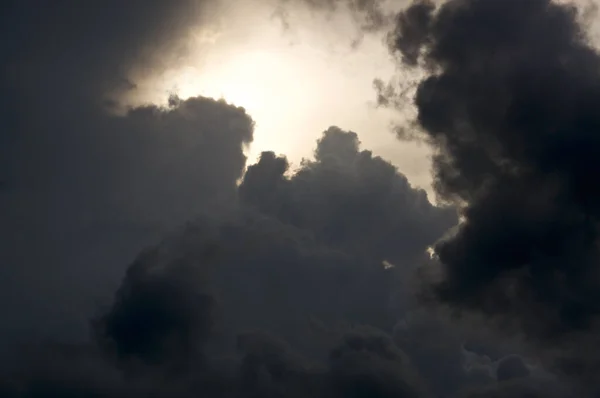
[114,206,395,353]
[0,0,252,350]
[382,0,600,338]
[1,205,433,397]
[240,126,457,268]
[1,0,215,104]
[3,0,572,396]
[1,110,461,397]
[0,93,253,350]
[377,0,600,392]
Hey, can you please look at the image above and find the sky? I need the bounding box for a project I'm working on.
[3,0,600,397]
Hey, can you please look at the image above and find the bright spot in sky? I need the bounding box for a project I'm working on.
[173,51,274,113]
[160,47,318,166]
[130,0,434,193]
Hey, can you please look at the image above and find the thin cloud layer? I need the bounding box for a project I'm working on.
[276,0,394,32]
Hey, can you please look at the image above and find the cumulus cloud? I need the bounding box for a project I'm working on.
[240,126,457,268]
[112,206,397,352]
[0,93,254,349]
[0,205,432,397]
[495,355,530,383]
[1,111,459,396]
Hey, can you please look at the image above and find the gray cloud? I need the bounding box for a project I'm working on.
[458,376,576,398]
[1,0,569,396]
[1,206,432,397]
[0,0,252,348]
[240,126,457,269]
[382,0,600,339]
[378,0,600,392]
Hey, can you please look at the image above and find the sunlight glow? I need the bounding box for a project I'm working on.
[174,51,275,112]
[129,1,434,194]
[153,45,317,165]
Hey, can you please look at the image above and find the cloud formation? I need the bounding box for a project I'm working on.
[240,126,457,268]
[2,0,578,396]
[383,0,600,337]
[276,0,394,33]
[377,0,600,392]
[0,0,252,348]
[1,205,434,397]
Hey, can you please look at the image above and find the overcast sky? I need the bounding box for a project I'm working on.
[3,1,600,397]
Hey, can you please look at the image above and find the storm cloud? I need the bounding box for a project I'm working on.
[376,0,600,392]
[2,0,580,396]
[0,0,252,347]
[382,0,600,337]
[0,204,433,397]
[240,126,456,269]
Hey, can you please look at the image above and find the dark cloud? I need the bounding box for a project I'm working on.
[2,0,555,397]
[122,206,395,355]
[0,0,252,349]
[0,206,432,397]
[240,126,457,269]
[495,355,530,383]
[93,249,216,368]
[458,378,574,398]
[382,0,600,338]
[0,93,253,350]
[376,0,600,391]
[1,0,213,104]
[1,103,461,395]
[328,326,431,398]
[387,0,435,66]
[391,308,538,397]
